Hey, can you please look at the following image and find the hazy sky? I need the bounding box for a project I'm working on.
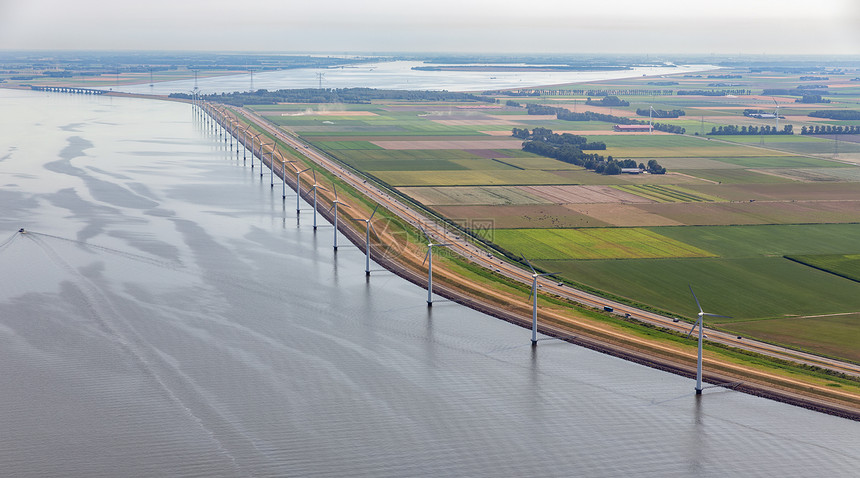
[1,0,858,55]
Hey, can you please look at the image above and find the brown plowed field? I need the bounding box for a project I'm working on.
[564,203,683,227]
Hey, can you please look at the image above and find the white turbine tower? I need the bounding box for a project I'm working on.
[649,105,655,135]
[687,285,731,395]
[354,205,379,276]
[772,97,780,131]
[419,225,452,306]
[309,170,327,230]
[277,152,296,199]
[522,254,558,345]
[295,167,310,214]
[327,184,350,250]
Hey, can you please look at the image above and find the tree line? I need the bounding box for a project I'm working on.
[511,127,666,175]
[708,124,793,135]
[808,110,860,120]
[801,125,860,135]
[636,108,685,118]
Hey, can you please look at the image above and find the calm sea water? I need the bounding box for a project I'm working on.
[0,88,857,477]
[116,60,720,95]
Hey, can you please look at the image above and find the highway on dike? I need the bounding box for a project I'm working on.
[217,104,860,383]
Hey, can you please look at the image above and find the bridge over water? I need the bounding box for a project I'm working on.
[30,85,107,95]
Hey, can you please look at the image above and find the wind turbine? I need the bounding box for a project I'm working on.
[771,97,780,130]
[419,225,452,306]
[259,142,274,179]
[687,285,731,395]
[522,254,558,345]
[276,151,296,199]
[354,205,379,276]
[649,105,655,135]
[295,167,311,214]
[327,184,349,250]
[309,170,327,230]
[249,132,263,169]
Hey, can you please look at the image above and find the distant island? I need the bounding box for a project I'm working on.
[412,65,633,72]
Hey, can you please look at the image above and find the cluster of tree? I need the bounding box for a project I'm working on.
[796,94,831,104]
[708,82,742,87]
[800,76,829,81]
[647,81,678,85]
[526,104,565,115]
[513,127,665,175]
[743,109,767,117]
[526,104,686,134]
[636,108,685,118]
[676,89,751,96]
[708,124,793,135]
[807,110,860,120]
[797,84,828,89]
[169,88,494,106]
[585,95,629,106]
[513,127,605,149]
[801,125,860,135]
[707,74,742,79]
[506,100,523,107]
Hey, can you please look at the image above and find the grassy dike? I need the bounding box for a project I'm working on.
[219,105,860,419]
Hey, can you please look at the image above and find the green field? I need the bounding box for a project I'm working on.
[785,254,860,282]
[493,228,716,260]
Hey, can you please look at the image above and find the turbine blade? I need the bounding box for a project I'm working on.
[422,249,430,266]
[703,313,731,319]
[689,284,703,314]
[369,204,379,221]
[418,225,431,242]
[312,169,317,184]
[521,254,537,274]
[333,184,338,202]
[686,317,702,337]
[538,272,558,278]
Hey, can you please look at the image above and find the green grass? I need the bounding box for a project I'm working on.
[493,228,716,260]
[654,224,860,258]
[784,254,860,283]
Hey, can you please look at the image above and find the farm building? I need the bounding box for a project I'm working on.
[614,124,653,132]
[621,168,643,174]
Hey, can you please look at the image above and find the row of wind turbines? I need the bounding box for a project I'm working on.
[194,95,728,396]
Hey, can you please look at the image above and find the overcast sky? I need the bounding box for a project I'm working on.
[1,0,858,55]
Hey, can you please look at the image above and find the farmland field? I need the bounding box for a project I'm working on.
[257,67,860,359]
[613,184,724,203]
[493,228,715,260]
[398,186,549,205]
[784,254,860,282]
